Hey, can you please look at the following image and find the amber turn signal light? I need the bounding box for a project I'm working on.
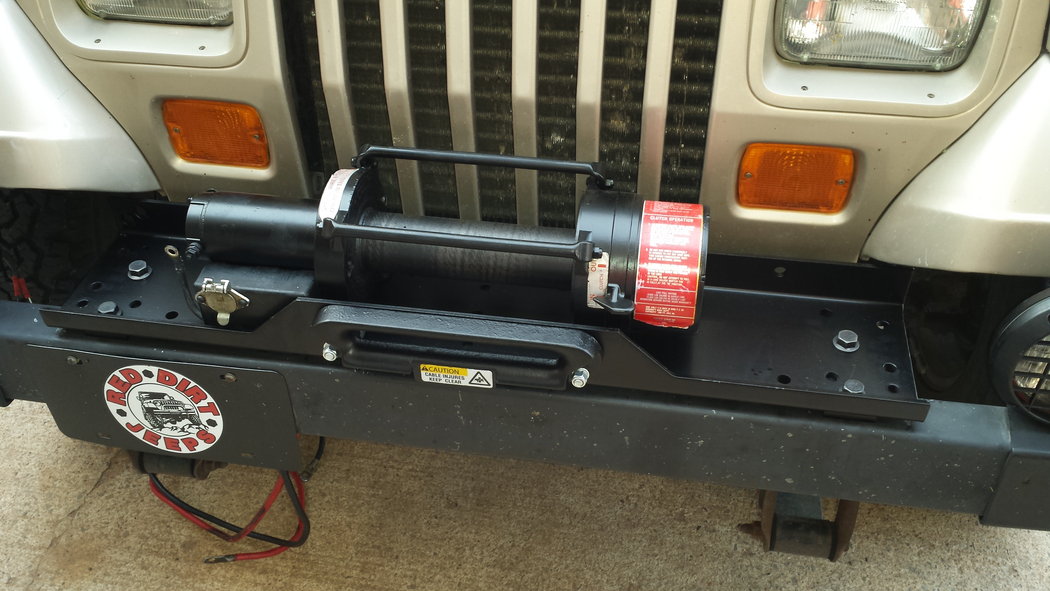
[737,143,854,213]
[163,99,270,168]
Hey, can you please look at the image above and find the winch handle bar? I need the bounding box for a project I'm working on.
[352,145,615,189]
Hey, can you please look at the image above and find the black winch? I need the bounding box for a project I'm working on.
[185,146,709,331]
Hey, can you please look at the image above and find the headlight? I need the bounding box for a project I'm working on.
[774,0,988,71]
[76,0,233,26]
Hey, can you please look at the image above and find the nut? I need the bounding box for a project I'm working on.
[570,368,590,389]
[833,329,860,353]
[321,343,339,362]
[127,259,152,281]
[842,379,865,395]
[97,301,120,316]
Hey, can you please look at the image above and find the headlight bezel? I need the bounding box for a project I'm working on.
[746,0,1031,118]
[43,0,247,68]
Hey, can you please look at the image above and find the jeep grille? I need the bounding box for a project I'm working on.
[287,0,722,226]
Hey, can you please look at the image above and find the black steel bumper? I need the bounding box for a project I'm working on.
[1,300,1047,531]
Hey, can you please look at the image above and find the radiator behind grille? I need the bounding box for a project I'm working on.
[335,0,722,226]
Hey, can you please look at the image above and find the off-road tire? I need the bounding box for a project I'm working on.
[0,189,133,305]
[906,270,1042,405]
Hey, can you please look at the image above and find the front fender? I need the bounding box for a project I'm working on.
[863,55,1050,278]
[0,2,158,192]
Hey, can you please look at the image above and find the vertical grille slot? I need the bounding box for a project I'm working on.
[472,3,517,223]
[345,0,401,210]
[537,0,582,227]
[407,0,457,218]
[661,2,721,204]
[597,2,650,197]
[281,2,339,195]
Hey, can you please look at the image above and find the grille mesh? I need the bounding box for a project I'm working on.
[1014,337,1050,418]
[406,0,458,217]
[472,2,517,222]
[281,3,338,195]
[536,1,582,227]
[344,0,402,210]
[339,0,722,225]
[663,2,722,204]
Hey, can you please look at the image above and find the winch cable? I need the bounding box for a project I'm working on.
[148,437,325,563]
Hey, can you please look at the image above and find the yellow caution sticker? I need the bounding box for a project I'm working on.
[419,364,493,388]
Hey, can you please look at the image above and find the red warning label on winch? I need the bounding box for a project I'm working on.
[633,201,705,329]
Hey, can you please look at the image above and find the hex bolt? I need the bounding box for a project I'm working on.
[127,259,152,281]
[842,379,865,395]
[833,329,860,353]
[321,343,339,362]
[570,368,590,389]
[97,301,121,316]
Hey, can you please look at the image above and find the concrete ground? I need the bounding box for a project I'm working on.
[2,399,1049,591]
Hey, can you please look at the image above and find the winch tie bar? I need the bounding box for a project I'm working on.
[352,145,615,189]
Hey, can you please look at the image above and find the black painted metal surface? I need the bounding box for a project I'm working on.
[185,194,317,268]
[17,344,302,471]
[38,233,927,420]
[315,305,600,390]
[191,263,315,329]
[981,410,1050,528]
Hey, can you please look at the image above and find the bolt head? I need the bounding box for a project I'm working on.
[321,343,339,362]
[842,379,865,395]
[97,301,120,315]
[570,368,590,388]
[127,259,152,280]
[834,329,860,352]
